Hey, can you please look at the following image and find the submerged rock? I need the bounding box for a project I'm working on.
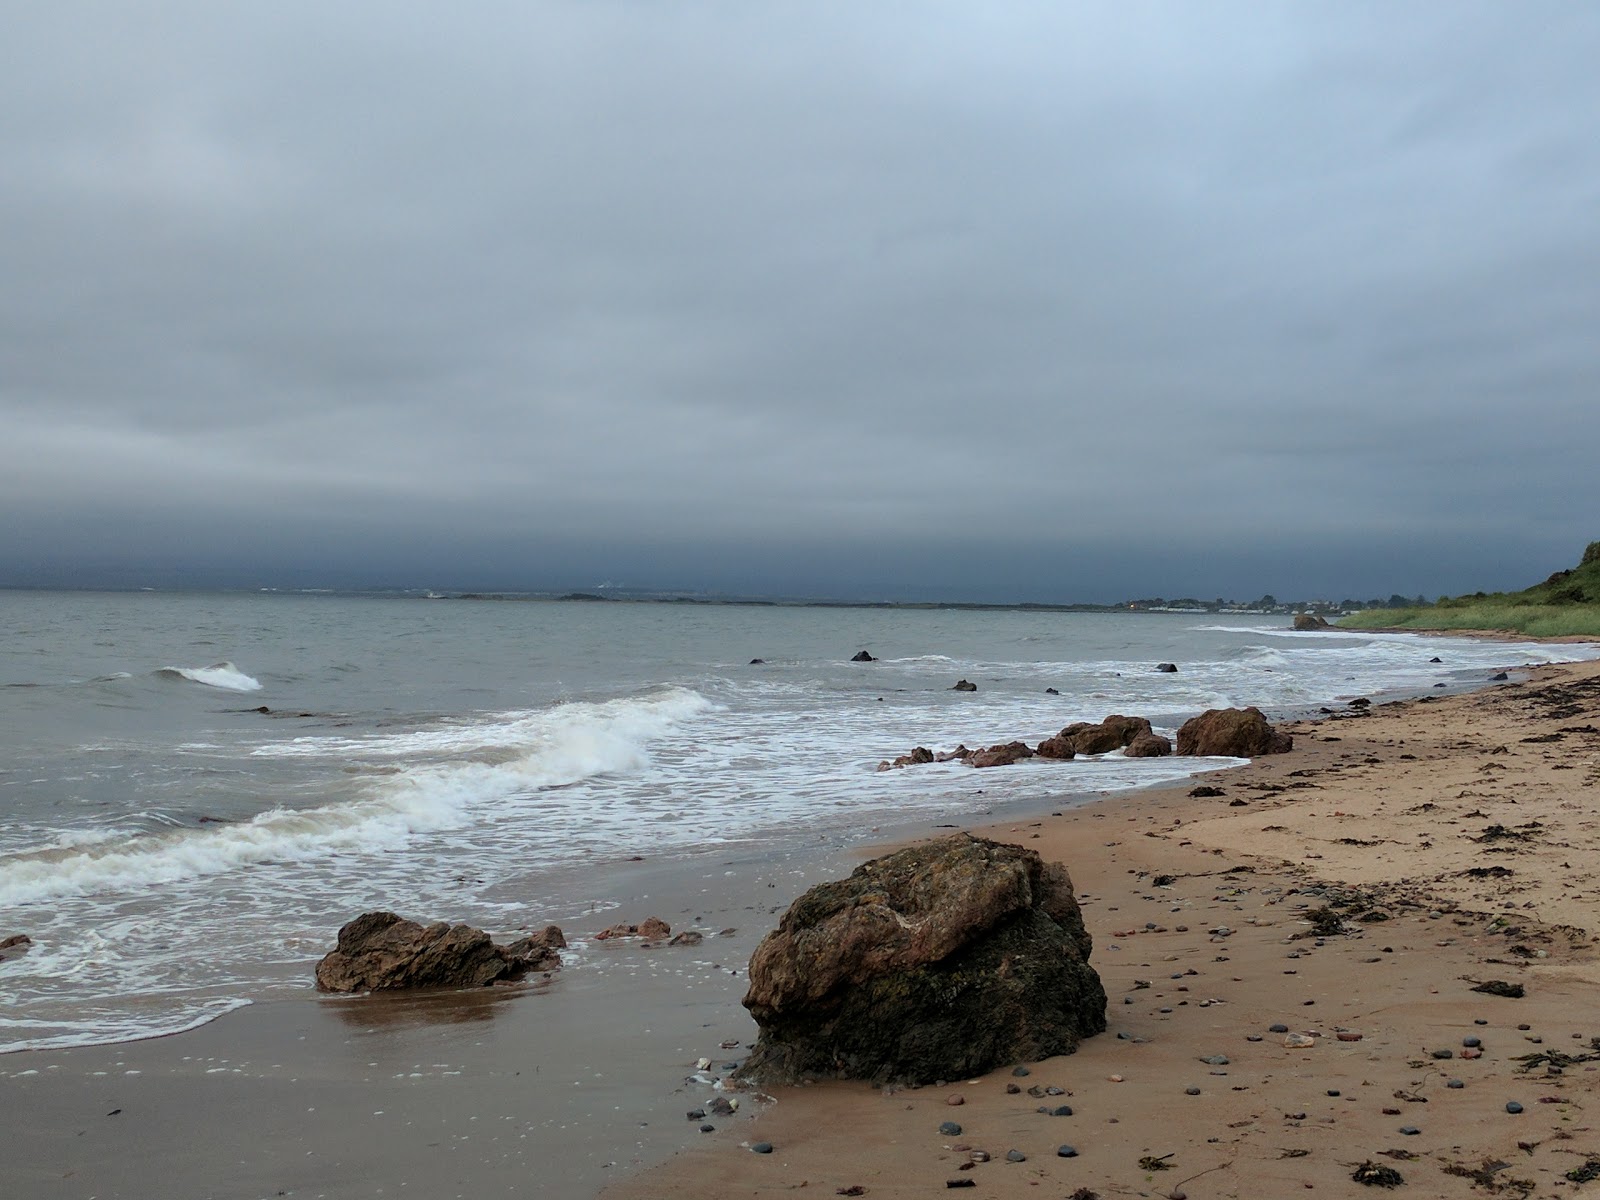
[851,650,877,662]
[740,834,1107,1085]
[951,679,978,692]
[314,911,562,993]
[1176,707,1293,757]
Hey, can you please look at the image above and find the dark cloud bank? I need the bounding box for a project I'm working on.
[3,3,1598,602]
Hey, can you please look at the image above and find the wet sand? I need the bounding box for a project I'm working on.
[7,658,1600,1198]
[604,658,1600,1199]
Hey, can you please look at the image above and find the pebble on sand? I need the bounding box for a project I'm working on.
[750,1142,773,1154]
[1057,1145,1079,1157]
[1506,1101,1524,1114]
[939,1121,963,1136]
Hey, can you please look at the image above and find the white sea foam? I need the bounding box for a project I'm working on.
[158,662,263,692]
[0,688,714,906]
[0,998,252,1055]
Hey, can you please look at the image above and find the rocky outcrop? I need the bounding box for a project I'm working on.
[1156,662,1179,673]
[1034,733,1077,760]
[1059,715,1152,755]
[1176,707,1293,757]
[741,834,1106,1085]
[851,650,876,662]
[969,740,1034,768]
[1293,613,1330,630]
[314,911,563,993]
[595,916,672,941]
[1124,731,1173,757]
[502,924,566,970]
[951,679,977,692]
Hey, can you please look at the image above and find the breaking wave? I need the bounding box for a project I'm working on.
[157,662,263,692]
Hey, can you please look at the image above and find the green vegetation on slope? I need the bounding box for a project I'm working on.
[1338,542,1600,638]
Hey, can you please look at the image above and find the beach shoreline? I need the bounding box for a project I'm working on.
[602,656,1600,1199]
[6,654,1600,1199]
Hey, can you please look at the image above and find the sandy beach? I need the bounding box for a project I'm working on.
[7,656,1600,1199]
[604,657,1600,1199]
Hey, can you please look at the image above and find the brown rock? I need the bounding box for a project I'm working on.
[639,916,672,940]
[669,930,704,946]
[1124,731,1172,758]
[1176,707,1293,757]
[951,679,978,692]
[502,924,567,972]
[314,911,555,993]
[1293,613,1331,630]
[1061,715,1153,756]
[741,834,1106,1085]
[1035,734,1077,760]
[968,741,1035,768]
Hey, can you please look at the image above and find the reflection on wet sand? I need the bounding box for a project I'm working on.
[317,977,554,1031]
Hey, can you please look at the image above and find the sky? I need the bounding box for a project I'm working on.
[3,3,1598,603]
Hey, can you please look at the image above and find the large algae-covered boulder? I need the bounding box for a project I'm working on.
[1176,706,1293,757]
[740,834,1106,1085]
[314,911,562,993]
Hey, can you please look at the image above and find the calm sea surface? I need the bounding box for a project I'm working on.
[3,590,1592,1052]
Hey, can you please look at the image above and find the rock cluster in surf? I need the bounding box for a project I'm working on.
[313,911,565,993]
[879,707,1292,771]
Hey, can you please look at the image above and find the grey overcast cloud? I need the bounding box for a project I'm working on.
[3,3,1597,602]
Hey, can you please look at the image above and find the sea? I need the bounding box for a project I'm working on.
[3,589,1595,1057]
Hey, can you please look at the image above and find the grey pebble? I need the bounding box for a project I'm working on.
[751,1141,773,1154]
[1269,1023,1289,1033]
[1057,1145,1078,1157]
[686,1108,706,1121]
[700,1123,715,1133]
[1012,1066,1031,1077]
[1463,1036,1482,1048]
[1185,1087,1201,1096]
[1432,1049,1454,1059]
[1447,1080,1464,1089]
[1400,1126,1421,1136]
[1202,1055,1229,1065]
[939,1121,963,1136]
[1506,1101,1524,1114]
[1052,1104,1073,1117]
[1006,1149,1027,1162]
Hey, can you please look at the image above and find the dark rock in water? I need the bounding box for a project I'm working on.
[1124,731,1172,758]
[1293,613,1330,630]
[1035,734,1077,761]
[968,741,1035,768]
[1176,707,1293,757]
[638,916,672,940]
[1349,696,1371,708]
[1490,671,1509,681]
[1430,656,1443,663]
[1045,687,1060,695]
[669,930,704,947]
[254,705,270,714]
[0,933,32,957]
[314,911,562,993]
[1156,662,1179,673]
[951,679,977,692]
[740,834,1106,1086]
[851,650,876,662]
[880,746,937,771]
[501,924,566,971]
[1059,715,1152,756]
[749,658,765,665]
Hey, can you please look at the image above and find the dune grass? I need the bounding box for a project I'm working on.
[1336,542,1600,639]
[1338,604,1600,639]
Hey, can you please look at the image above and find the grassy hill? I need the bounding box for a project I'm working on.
[1338,542,1600,638]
